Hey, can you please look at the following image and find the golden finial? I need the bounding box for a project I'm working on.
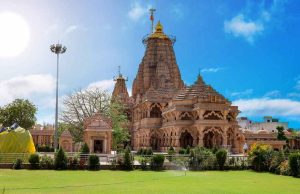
[155,21,163,32]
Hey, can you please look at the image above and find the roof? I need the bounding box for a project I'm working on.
[84,113,112,131]
[173,74,229,103]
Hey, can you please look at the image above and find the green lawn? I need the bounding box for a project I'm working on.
[0,170,299,194]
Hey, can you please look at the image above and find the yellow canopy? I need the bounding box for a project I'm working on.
[0,127,36,153]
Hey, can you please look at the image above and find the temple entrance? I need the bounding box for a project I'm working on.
[203,131,223,149]
[180,131,193,148]
[94,140,103,153]
[150,135,160,151]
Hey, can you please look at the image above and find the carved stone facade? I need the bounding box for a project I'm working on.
[113,21,241,153]
[83,113,112,154]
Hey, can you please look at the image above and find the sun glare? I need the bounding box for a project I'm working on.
[0,12,30,57]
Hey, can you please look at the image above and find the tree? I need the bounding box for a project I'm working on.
[0,99,37,129]
[109,102,130,150]
[61,88,111,142]
[276,126,287,141]
[61,88,130,148]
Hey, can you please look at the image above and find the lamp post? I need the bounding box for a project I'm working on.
[50,43,66,151]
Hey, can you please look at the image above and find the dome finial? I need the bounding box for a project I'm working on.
[155,21,163,32]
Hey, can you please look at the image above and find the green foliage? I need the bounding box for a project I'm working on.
[0,99,37,129]
[40,155,54,169]
[122,148,133,170]
[36,145,54,152]
[28,153,40,169]
[185,146,191,155]
[139,157,149,170]
[189,147,216,170]
[288,152,300,177]
[110,102,130,150]
[167,146,176,162]
[269,151,286,174]
[80,143,90,154]
[150,154,165,171]
[279,160,291,176]
[276,126,287,141]
[248,143,273,172]
[68,157,79,170]
[216,149,227,170]
[88,155,100,170]
[178,148,186,155]
[12,158,22,170]
[146,148,153,155]
[54,148,68,170]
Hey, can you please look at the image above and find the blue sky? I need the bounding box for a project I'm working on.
[0,0,300,128]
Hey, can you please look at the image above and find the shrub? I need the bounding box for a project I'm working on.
[248,143,273,172]
[28,153,40,169]
[68,157,79,170]
[189,147,216,170]
[216,149,227,170]
[269,151,285,174]
[146,148,153,155]
[279,160,291,176]
[179,148,186,155]
[40,155,54,169]
[139,157,148,170]
[54,148,68,170]
[150,154,165,171]
[167,146,176,162]
[288,152,300,177]
[88,155,100,170]
[12,159,22,170]
[80,143,90,154]
[122,148,133,170]
[185,146,191,155]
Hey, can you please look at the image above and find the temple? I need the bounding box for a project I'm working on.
[112,21,241,153]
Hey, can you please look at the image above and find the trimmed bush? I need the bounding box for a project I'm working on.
[146,148,153,155]
[139,157,148,170]
[80,143,90,154]
[185,146,191,155]
[248,143,273,172]
[54,148,68,170]
[40,155,54,169]
[216,149,227,170]
[150,154,165,171]
[88,155,100,170]
[68,157,79,170]
[28,153,40,169]
[288,152,300,177]
[167,146,176,162]
[179,148,186,155]
[122,148,133,170]
[12,159,22,170]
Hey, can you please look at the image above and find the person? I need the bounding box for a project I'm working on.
[243,143,248,155]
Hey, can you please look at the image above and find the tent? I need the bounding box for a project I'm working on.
[0,126,36,153]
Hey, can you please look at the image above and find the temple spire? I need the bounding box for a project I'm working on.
[113,66,129,103]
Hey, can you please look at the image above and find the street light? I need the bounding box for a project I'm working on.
[50,43,66,151]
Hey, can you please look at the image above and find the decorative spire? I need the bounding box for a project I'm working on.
[114,66,128,81]
[149,8,156,33]
[149,21,169,39]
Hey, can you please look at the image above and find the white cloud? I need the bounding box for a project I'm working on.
[224,14,264,43]
[87,79,115,92]
[64,25,79,35]
[263,90,280,98]
[0,74,55,105]
[288,92,300,98]
[233,98,300,119]
[128,2,151,21]
[201,67,222,73]
[231,89,253,98]
[224,0,287,43]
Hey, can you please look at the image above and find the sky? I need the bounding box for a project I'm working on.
[0,0,300,128]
